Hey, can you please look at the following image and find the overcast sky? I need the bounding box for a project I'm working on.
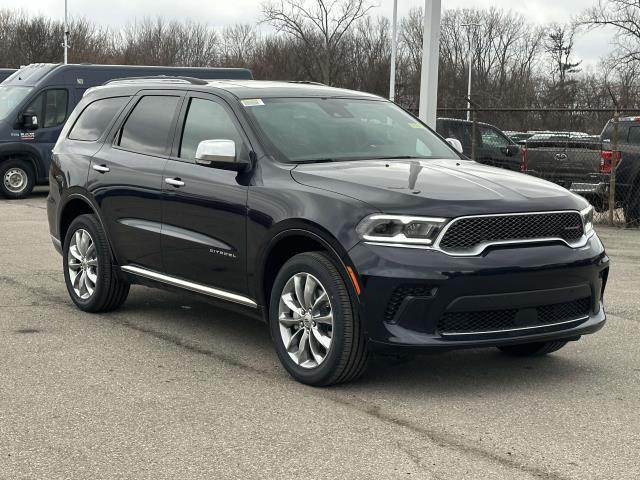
[4,0,616,67]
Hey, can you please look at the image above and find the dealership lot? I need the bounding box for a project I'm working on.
[1,190,638,480]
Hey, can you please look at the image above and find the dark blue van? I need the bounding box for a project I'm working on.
[0,63,252,198]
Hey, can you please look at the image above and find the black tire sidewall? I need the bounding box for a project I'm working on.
[269,253,354,386]
[0,158,35,199]
[62,214,113,312]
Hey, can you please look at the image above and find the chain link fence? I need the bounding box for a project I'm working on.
[436,107,640,228]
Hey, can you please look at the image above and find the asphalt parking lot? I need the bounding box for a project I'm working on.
[1,189,639,480]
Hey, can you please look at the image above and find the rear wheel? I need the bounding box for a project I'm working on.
[497,340,568,357]
[63,214,130,312]
[269,252,368,386]
[0,158,35,199]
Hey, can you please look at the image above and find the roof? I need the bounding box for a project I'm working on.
[90,79,383,100]
[4,63,252,87]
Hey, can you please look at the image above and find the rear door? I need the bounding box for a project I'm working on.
[161,92,250,295]
[87,91,183,271]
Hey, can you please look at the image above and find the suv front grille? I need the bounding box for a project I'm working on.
[438,212,584,254]
[438,297,591,335]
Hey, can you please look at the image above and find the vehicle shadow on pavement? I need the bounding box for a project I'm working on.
[109,286,603,394]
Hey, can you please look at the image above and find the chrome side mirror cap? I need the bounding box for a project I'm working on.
[195,139,236,165]
[446,138,463,154]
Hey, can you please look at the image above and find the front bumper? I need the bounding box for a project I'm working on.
[349,234,609,351]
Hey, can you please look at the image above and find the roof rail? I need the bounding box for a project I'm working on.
[104,75,209,86]
[288,80,326,86]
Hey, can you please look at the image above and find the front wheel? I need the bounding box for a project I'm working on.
[0,158,35,199]
[269,252,368,386]
[497,340,568,357]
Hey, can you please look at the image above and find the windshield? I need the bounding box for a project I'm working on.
[243,97,460,163]
[0,86,33,120]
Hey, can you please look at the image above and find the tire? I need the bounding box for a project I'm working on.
[497,340,568,357]
[269,252,368,386]
[63,214,130,313]
[0,158,35,199]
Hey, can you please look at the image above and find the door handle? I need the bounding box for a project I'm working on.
[92,164,110,173]
[165,177,185,187]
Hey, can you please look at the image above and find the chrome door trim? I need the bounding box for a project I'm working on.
[121,265,257,308]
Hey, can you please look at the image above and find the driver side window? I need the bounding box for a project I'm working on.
[179,98,244,161]
[26,89,68,128]
[480,126,509,148]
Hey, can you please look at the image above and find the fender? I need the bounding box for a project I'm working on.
[58,190,118,264]
[0,142,44,178]
[256,220,360,309]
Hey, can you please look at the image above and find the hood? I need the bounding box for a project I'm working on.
[291,159,588,217]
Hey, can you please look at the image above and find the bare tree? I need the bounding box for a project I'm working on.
[261,0,372,84]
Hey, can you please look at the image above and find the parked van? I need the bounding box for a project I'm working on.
[0,63,252,198]
[0,68,17,83]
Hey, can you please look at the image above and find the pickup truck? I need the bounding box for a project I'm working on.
[521,121,640,224]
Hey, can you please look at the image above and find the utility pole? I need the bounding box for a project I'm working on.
[63,0,69,64]
[462,23,480,121]
[389,0,398,102]
[418,0,441,128]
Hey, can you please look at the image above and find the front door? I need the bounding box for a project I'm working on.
[87,92,183,271]
[23,88,70,178]
[161,93,250,295]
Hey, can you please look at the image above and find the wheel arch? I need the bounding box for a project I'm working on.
[258,222,361,317]
[59,193,117,262]
[0,143,43,180]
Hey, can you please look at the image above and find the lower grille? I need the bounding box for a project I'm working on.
[385,284,435,321]
[438,297,591,335]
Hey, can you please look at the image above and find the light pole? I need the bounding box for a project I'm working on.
[461,22,480,121]
[389,0,398,102]
[418,0,441,128]
[63,0,69,64]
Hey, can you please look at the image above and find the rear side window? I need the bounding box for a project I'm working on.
[627,126,640,144]
[68,97,129,142]
[118,96,180,156]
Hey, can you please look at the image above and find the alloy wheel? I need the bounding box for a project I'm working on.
[67,229,98,300]
[278,272,334,369]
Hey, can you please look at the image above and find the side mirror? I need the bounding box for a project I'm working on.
[195,139,249,171]
[22,111,38,130]
[446,138,463,154]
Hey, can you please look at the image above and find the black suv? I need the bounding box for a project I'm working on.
[48,78,609,385]
[436,117,521,171]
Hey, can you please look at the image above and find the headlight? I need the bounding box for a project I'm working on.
[581,205,594,235]
[356,215,448,245]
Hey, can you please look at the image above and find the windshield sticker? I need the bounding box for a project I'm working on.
[20,132,35,140]
[241,98,265,107]
[408,122,424,129]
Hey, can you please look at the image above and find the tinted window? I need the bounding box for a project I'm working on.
[627,126,640,144]
[179,98,243,160]
[27,89,68,128]
[69,97,129,142]
[480,126,510,148]
[118,96,180,156]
